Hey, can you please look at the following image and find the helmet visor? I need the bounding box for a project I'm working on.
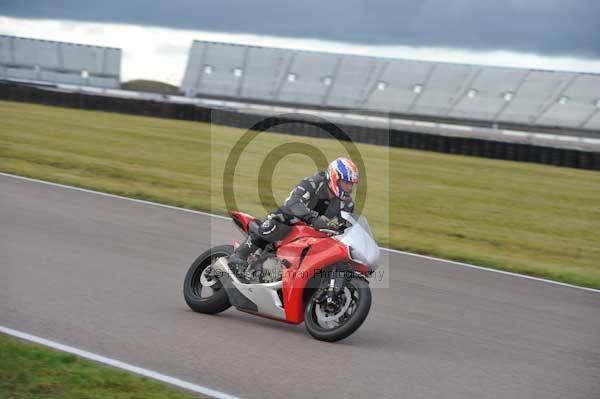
[339,180,355,196]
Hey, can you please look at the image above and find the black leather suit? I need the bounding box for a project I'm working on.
[254,171,354,245]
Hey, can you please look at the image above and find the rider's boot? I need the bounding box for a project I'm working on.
[228,235,259,271]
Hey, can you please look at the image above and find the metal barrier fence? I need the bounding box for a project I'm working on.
[1,82,599,170]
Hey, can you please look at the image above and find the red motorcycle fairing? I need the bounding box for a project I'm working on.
[280,237,349,324]
[230,211,259,234]
[226,213,369,325]
[275,222,370,324]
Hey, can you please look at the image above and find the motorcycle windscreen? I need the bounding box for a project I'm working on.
[337,212,380,270]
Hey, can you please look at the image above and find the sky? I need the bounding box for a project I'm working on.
[1,1,599,85]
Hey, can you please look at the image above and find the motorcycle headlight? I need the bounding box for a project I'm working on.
[349,246,379,271]
[349,246,367,266]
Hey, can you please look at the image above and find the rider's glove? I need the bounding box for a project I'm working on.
[311,215,330,230]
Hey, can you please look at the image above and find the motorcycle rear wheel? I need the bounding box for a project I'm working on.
[183,245,232,314]
[304,277,371,342]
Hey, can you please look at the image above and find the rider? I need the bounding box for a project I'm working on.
[228,157,359,269]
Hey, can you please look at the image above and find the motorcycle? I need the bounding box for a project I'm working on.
[183,210,380,342]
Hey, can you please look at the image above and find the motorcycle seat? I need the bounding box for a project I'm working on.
[248,220,261,236]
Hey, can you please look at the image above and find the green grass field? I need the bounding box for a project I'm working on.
[0,333,202,398]
[1,100,599,288]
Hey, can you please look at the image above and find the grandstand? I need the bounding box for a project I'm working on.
[181,40,600,132]
[0,35,598,168]
[0,35,121,88]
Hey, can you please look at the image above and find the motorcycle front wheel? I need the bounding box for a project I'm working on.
[304,276,371,342]
[183,245,232,314]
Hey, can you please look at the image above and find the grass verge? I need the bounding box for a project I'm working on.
[1,100,599,288]
[0,333,203,398]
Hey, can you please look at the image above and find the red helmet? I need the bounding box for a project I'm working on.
[327,157,359,200]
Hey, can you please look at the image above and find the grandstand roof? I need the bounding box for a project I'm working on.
[181,40,600,131]
[0,35,121,88]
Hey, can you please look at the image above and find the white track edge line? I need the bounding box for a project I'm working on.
[0,326,240,399]
[381,247,600,293]
[0,172,230,220]
[1,172,598,294]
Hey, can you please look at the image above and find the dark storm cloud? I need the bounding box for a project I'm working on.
[2,0,599,57]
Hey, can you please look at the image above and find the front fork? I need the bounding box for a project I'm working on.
[314,268,347,304]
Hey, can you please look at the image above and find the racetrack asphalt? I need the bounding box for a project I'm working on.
[1,174,599,399]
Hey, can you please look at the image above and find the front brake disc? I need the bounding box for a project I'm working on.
[315,287,353,329]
